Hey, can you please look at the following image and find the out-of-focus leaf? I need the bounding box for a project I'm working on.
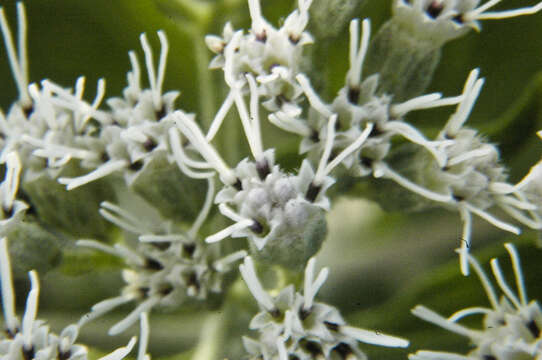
[59,248,124,276]
[479,72,542,181]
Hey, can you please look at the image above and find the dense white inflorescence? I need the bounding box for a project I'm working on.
[1,0,542,359]
[240,256,409,360]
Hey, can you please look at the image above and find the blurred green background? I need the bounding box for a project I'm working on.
[1,0,542,359]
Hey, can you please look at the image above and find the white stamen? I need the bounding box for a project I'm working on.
[346,19,371,88]
[169,128,215,179]
[24,135,98,161]
[218,203,249,223]
[140,32,167,110]
[448,307,493,322]
[464,202,520,234]
[462,250,499,309]
[248,0,266,35]
[22,270,39,349]
[137,312,150,360]
[156,30,168,108]
[239,256,275,312]
[373,162,453,203]
[303,258,316,310]
[89,295,134,317]
[76,239,121,258]
[497,195,537,211]
[410,351,469,360]
[447,147,493,167]
[444,69,484,137]
[58,160,129,190]
[303,258,329,310]
[383,121,446,167]
[411,305,480,339]
[114,244,146,267]
[1,152,22,211]
[469,0,542,20]
[391,93,464,117]
[213,250,248,272]
[313,115,337,184]
[206,90,235,141]
[458,205,472,276]
[233,80,263,162]
[173,111,237,185]
[0,237,18,333]
[499,203,542,230]
[490,258,522,309]
[128,51,142,96]
[296,74,333,117]
[504,243,527,306]
[100,201,147,235]
[0,3,31,107]
[276,336,288,360]
[340,325,409,348]
[109,296,160,336]
[98,337,137,360]
[139,234,187,243]
[325,122,374,177]
[268,112,312,137]
[223,31,243,88]
[247,74,264,161]
[205,219,254,243]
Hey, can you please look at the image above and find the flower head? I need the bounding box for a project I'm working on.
[78,179,247,335]
[393,0,542,45]
[240,256,409,360]
[1,236,140,360]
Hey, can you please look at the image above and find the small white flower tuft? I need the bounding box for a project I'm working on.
[393,0,542,44]
[0,237,92,360]
[240,256,409,360]
[78,179,247,335]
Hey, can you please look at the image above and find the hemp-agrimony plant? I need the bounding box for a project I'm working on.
[1,0,542,359]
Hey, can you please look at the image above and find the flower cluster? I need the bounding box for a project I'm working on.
[410,243,542,360]
[393,0,542,45]
[205,0,313,136]
[240,256,409,359]
[0,237,142,360]
[0,0,542,359]
[77,178,247,335]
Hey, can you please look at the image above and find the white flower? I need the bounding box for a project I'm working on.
[204,0,313,138]
[170,82,370,266]
[0,3,31,110]
[410,243,542,360]
[402,69,542,275]
[289,19,460,182]
[0,237,92,360]
[393,0,542,45]
[240,256,409,360]
[78,179,247,335]
[57,31,180,191]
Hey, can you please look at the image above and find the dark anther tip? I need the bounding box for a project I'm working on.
[347,87,360,104]
[305,182,322,203]
[233,178,243,191]
[256,159,271,180]
[143,138,157,152]
[426,1,444,18]
[250,220,264,234]
[129,160,144,171]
